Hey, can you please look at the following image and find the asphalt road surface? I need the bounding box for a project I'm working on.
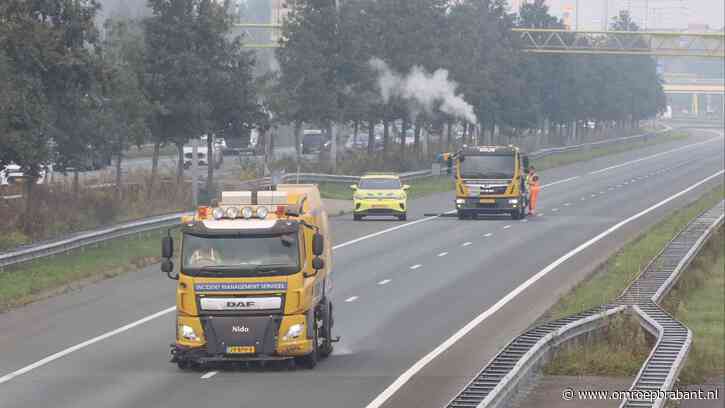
[0,127,722,408]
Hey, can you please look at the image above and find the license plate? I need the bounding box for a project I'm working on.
[480,198,495,204]
[372,204,387,208]
[226,346,255,354]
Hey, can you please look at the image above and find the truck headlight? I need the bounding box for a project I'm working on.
[212,207,225,220]
[456,199,465,204]
[283,323,304,340]
[256,206,269,219]
[179,325,199,341]
[225,206,240,219]
[508,199,518,204]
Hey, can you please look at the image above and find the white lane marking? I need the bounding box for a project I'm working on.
[410,264,422,270]
[502,225,511,229]
[537,213,544,217]
[0,306,177,385]
[363,170,724,408]
[0,172,594,384]
[599,191,605,194]
[345,296,359,303]
[201,371,218,380]
[608,187,614,190]
[437,252,448,257]
[541,176,580,189]
[588,136,721,175]
[624,181,629,185]
[377,279,392,286]
[563,203,571,206]
[483,233,493,237]
[591,193,597,197]
[520,219,528,223]
[581,197,586,201]
[332,211,455,250]
[551,208,559,212]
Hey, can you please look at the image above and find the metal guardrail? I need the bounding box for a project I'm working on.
[445,200,724,408]
[0,127,672,269]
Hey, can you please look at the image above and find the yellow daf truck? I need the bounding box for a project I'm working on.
[160,184,336,369]
[441,145,530,220]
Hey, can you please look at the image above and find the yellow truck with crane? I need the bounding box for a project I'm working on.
[440,145,530,220]
[160,184,337,369]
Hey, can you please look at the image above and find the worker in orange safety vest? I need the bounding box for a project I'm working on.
[527,166,540,215]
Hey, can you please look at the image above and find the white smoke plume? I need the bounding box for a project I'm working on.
[369,58,477,124]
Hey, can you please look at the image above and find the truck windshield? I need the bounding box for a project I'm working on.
[181,233,300,276]
[460,154,515,179]
[359,178,401,189]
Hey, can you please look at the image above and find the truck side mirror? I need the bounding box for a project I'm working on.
[162,236,173,258]
[402,184,410,191]
[446,158,453,175]
[312,257,324,271]
[350,184,357,190]
[161,259,174,273]
[312,232,324,256]
[522,155,530,172]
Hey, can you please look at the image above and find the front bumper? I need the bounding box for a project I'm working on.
[172,313,314,364]
[455,197,521,213]
[353,199,406,214]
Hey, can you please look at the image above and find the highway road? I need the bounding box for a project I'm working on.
[0,127,722,408]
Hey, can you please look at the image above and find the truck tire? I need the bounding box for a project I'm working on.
[353,214,363,221]
[457,210,466,220]
[398,213,407,221]
[319,301,334,358]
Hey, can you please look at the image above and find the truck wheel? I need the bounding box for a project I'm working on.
[398,213,407,221]
[353,214,363,221]
[295,328,318,369]
[319,301,334,358]
[457,210,466,220]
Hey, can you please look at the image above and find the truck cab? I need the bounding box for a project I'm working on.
[161,185,336,369]
[443,145,530,220]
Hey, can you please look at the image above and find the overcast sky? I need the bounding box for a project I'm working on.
[539,0,724,30]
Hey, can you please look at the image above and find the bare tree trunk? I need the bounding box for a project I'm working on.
[293,121,302,160]
[383,119,390,155]
[401,118,408,163]
[148,140,160,199]
[175,141,184,187]
[114,152,123,202]
[367,119,375,155]
[446,120,453,150]
[353,120,359,145]
[413,119,421,158]
[23,180,34,236]
[206,135,214,198]
[73,169,80,196]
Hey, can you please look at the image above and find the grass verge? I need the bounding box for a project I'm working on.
[548,184,724,320]
[543,313,651,376]
[0,229,178,312]
[539,185,723,377]
[662,227,724,384]
[318,175,453,200]
[533,131,688,170]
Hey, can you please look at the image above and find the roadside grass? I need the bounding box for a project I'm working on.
[318,175,454,200]
[540,186,723,377]
[533,131,688,170]
[662,228,724,385]
[0,229,179,312]
[547,184,724,320]
[543,313,651,377]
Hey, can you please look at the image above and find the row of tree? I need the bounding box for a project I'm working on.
[0,0,263,202]
[274,0,666,169]
[2,0,666,196]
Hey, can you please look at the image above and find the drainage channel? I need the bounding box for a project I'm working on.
[445,200,724,408]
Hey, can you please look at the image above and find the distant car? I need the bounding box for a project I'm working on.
[344,134,384,152]
[351,173,409,221]
[302,130,329,154]
[183,143,223,170]
[1,164,47,185]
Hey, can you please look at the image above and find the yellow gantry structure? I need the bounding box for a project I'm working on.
[236,24,724,58]
[512,29,724,58]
